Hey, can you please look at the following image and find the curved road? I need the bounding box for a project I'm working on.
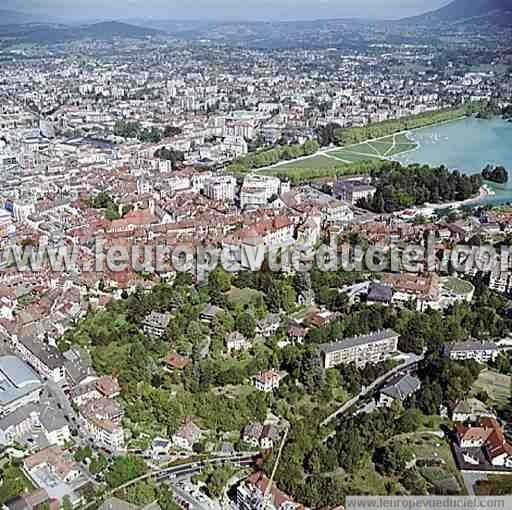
[82,452,259,510]
[321,353,424,427]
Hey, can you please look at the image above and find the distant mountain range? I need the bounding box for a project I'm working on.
[0,0,510,49]
[403,0,512,25]
[0,9,49,24]
[0,19,164,44]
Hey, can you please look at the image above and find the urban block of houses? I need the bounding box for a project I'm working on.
[23,446,88,507]
[444,341,499,364]
[79,397,125,453]
[222,216,295,270]
[455,417,512,468]
[12,336,66,384]
[63,348,98,388]
[382,273,440,311]
[70,375,120,407]
[320,329,399,369]
[0,401,70,448]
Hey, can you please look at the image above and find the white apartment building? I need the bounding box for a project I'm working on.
[240,187,269,209]
[320,201,354,225]
[204,175,237,202]
[320,329,399,369]
[79,398,125,453]
[0,209,15,238]
[12,201,36,222]
[444,341,499,363]
[240,175,281,209]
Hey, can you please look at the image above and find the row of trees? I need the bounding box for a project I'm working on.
[228,139,320,172]
[331,104,475,147]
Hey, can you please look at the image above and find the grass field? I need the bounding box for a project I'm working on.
[259,131,418,179]
[328,132,418,163]
[227,287,263,307]
[471,369,511,410]
[329,149,381,162]
[270,154,347,171]
[421,466,452,483]
[386,143,418,156]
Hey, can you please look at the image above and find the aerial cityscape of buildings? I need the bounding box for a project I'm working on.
[0,0,512,509]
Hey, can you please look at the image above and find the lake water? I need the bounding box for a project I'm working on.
[395,117,512,206]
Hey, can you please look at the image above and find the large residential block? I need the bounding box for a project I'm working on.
[320,329,399,369]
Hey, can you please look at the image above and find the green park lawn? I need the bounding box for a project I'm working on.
[270,154,348,170]
[328,133,417,162]
[329,149,380,162]
[260,131,418,179]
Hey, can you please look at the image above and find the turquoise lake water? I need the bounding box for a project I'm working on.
[395,117,512,206]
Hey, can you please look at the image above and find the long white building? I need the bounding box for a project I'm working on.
[320,329,399,369]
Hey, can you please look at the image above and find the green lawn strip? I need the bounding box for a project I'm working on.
[330,150,381,162]
[371,141,394,155]
[272,154,347,170]
[386,143,418,156]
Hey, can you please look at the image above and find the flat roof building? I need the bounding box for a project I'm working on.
[0,355,42,416]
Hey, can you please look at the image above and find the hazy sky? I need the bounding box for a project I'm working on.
[5,0,451,21]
